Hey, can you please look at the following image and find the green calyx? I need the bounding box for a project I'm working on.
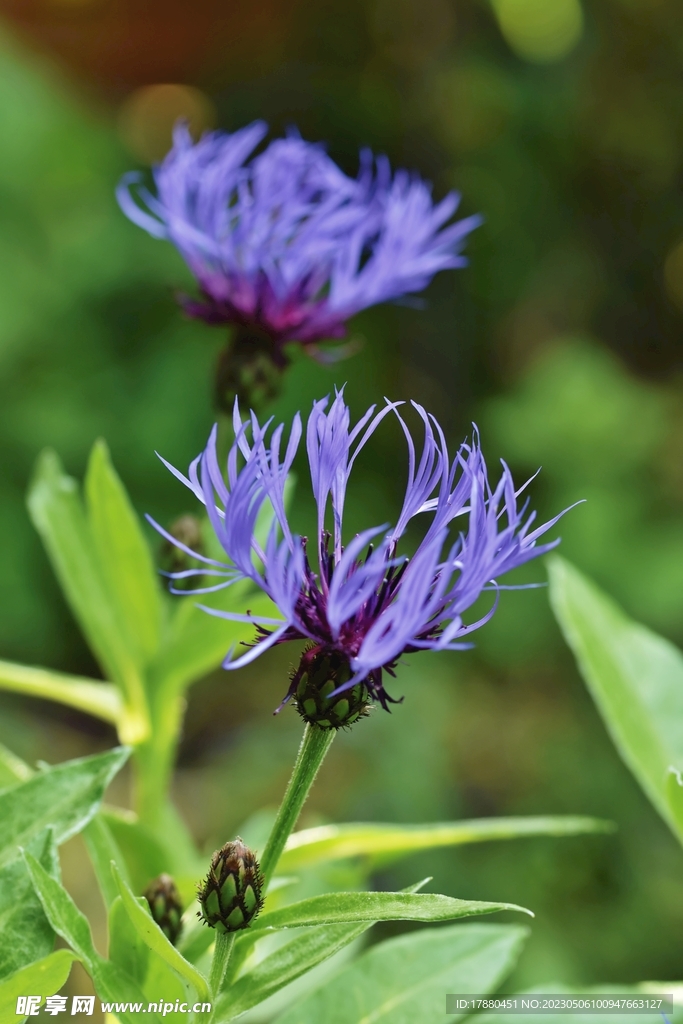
[214,326,284,413]
[197,838,264,933]
[292,650,373,730]
[144,873,183,946]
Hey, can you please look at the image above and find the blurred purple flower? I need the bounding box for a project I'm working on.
[117,122,481,357]
[149,392,575,712]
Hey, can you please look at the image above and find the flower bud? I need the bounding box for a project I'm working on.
[293,648,372,730]
[144,874,183,946]
[197,838,264,932]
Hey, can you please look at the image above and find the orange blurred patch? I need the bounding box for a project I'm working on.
[0,0,294,98]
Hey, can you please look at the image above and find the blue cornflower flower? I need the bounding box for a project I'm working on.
[150,392,573,728]
[118,122,481,358]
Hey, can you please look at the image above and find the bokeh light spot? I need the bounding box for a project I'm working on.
[491,0,584,63]
[664,240,683,310]
[118,84,216,165]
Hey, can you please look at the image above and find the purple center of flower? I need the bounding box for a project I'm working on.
[259,532,414,715]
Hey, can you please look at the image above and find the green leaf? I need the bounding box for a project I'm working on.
[0,658,122,727]
[251,890,532,932]
[83,814,132,908]
[22,851,99,968]
[279,816,613,871]
[0,830,60,980]
[27,448,149,743]
[112,862,210,1004]
[109,899,190,1022]
[0,950,78,1023]
[215,923,370,1022]
[216,880,433,1021]
[0,740,33,790]
[85,439,163,667]
[89,961,165,1024]
[23,852,163,1024]
[0,747,129,868]
[548,555,683,842]
[108,895,150,986]
[142,955,191,1024]
[272,923,528,1024]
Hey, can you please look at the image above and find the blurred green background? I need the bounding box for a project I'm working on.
[1,0,683,1000]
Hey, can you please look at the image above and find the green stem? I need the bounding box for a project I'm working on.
[0,658,122,725]
[209,931,236,995]
[259,724,335,888]
[132,692,186,827]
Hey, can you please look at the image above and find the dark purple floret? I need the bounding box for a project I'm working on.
[118,123,481,359]
[149,392,576,723]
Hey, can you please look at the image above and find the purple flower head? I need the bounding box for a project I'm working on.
[150,392,575,726]
[118,122,481,355]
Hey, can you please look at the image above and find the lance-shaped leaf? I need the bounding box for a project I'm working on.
[0,658,122,727]
[112,862,210,1004]
[108,895,194,1024]
[279,815,613,871]
[109,895,150,986]
[27,448,149,743]
[272,923,528,1024]
[250,889,532,933]
[0,950,78,1023]
[23,851,105,969]
[85,439,164,667]
[548,555,683,844]
[0,830,60,980]
[0,746,129,868]
[216,923,369,1022]
[216,879,430,1021]
[23,852,162,1024]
